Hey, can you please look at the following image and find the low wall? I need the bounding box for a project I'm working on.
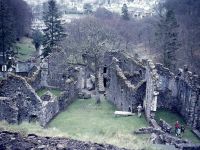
[39,99,59,127]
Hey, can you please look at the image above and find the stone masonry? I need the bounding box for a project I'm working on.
[104,52,200,132]
[105,52,146,113]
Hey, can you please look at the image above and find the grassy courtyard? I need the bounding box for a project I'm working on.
[48,99,150,149]
[155,109,200,143]
[36,88,63,97]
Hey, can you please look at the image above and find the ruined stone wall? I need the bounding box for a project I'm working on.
[0,74,42,123]
[39,82,78,126]
[0,73,79,127]
[104,52,146,78]
[39,51,80,91]
[0,97,18,124]
[104,52,200,131]
[39,98,59,127]
[27,66,42,90]
[144,60,159,120]
[155,64,200,130]
[106,54,146,112]
[46,52,70,89]
[58,82,78,111]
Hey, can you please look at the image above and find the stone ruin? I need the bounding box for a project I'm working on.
[104,52,146,112]
[101,52,200,132]
[99,52,200,148]
[81,51,200,135]
[0,131,127,150]
[0,50,199,148]
[0,51,81,127]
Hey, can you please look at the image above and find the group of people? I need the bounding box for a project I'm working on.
[175,121,185,137]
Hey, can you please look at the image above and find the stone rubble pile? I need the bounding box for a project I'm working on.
[0,131,128,150]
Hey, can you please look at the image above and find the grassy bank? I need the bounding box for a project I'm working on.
[155,109,200,143]
[16,37,36,61]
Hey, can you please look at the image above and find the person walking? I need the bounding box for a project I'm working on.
[175,121,180,136]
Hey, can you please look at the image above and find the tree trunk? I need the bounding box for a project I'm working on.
[94,55,100,104]
[84,66,87,89]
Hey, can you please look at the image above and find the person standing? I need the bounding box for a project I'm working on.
[128,105,131,112]
[137,104,142,117]
[175,121,180,136]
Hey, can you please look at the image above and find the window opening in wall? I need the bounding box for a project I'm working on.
[103,77,107,88]
[103,67,107,73]
[139,70,142,77]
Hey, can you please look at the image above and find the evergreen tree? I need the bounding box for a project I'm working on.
[32,29,43,51]
[43,0,65,57]
[0,0,15,65]
[156,9,179,71]
[121,4,130,20]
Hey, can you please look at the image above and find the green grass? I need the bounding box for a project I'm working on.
[48,99,150,149]
[155,109,200,143]
[0,99,152,149]
[0,121,66,138]
[36,88,63,97]
[16,37,36,61]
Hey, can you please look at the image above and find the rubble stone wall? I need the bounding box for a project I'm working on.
[105,52,200,131]
[0,74,42,124]
[0,73,78,127]
[39,51,80,91]
[144,60,160,120]
[155,64,200,130]
[106,53,146,112]
[0,97,18,124]
[39,99,59,127]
